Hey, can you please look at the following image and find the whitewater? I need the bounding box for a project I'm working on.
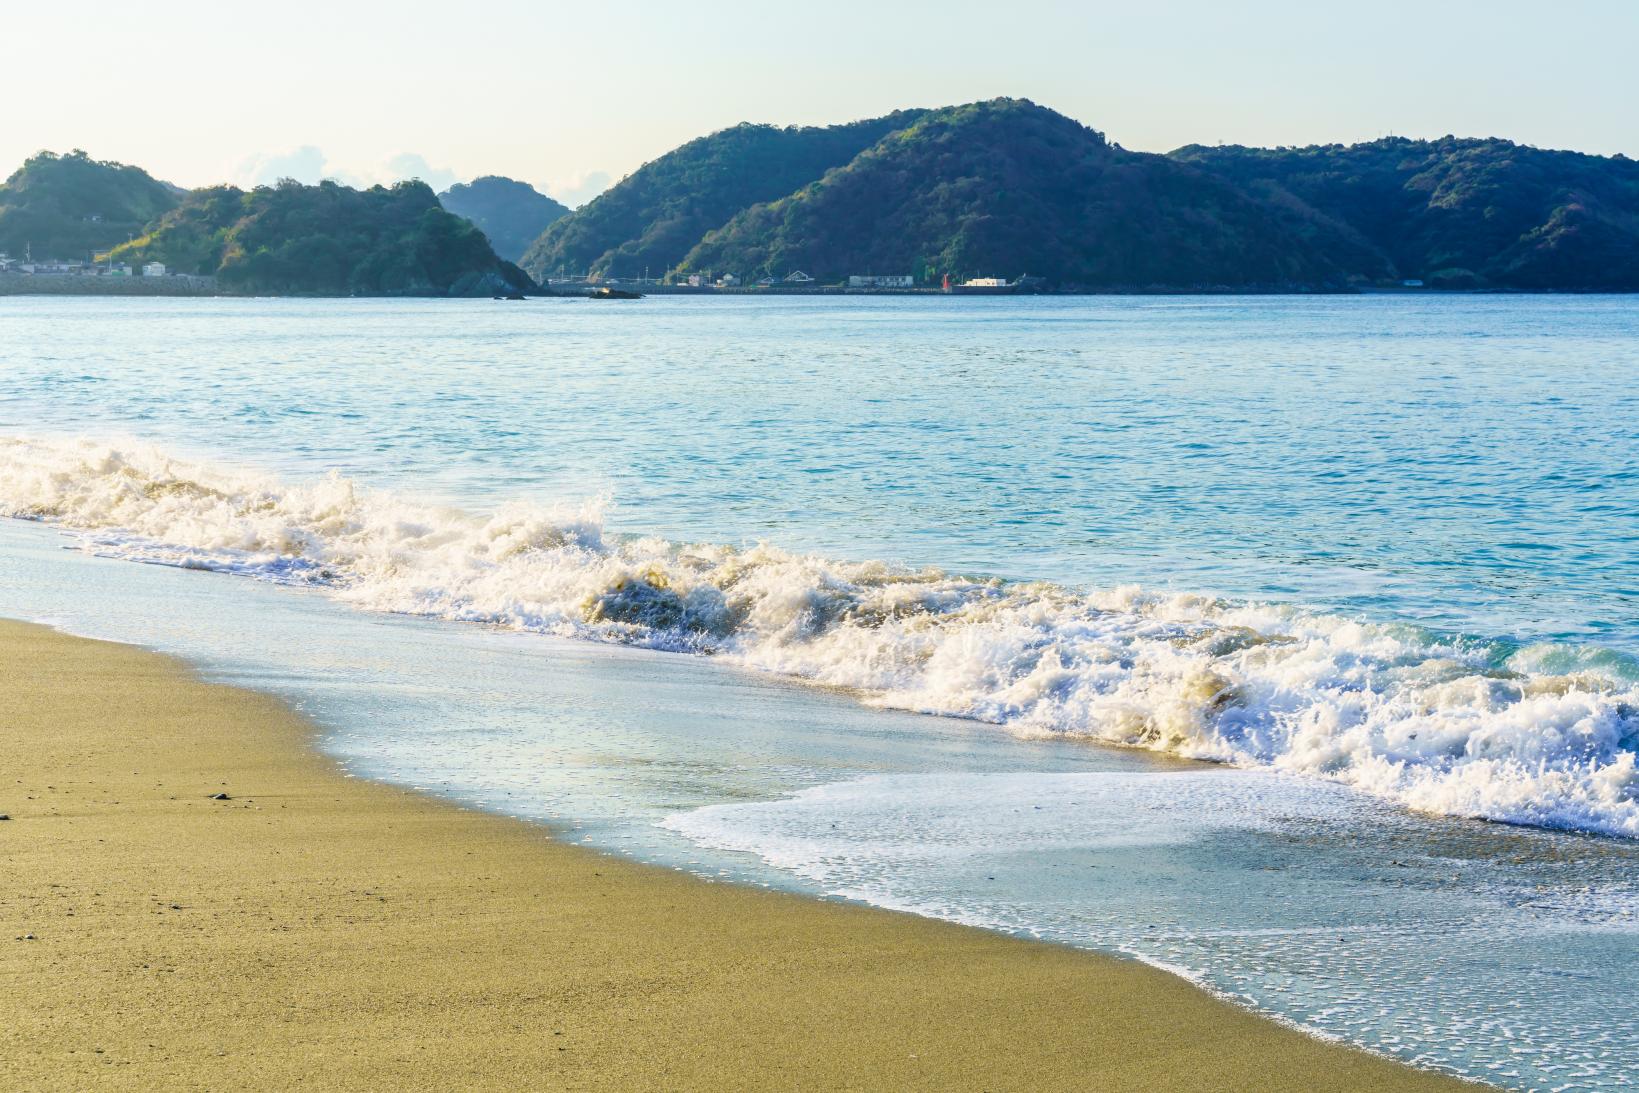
[5,433,1635,839]
[4,293,1638,1089]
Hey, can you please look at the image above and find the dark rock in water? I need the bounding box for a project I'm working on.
[209,792,231,800]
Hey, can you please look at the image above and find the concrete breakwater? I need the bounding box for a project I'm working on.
[0,272,220,297]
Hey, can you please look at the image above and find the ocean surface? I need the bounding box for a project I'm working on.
[1,294,1636,1088]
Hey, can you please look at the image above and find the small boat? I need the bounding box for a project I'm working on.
[589,286,643,300]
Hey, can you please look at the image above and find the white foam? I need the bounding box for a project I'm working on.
[3,433,1636,838]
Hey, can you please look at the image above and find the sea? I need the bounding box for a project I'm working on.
[1,293,1635,1089]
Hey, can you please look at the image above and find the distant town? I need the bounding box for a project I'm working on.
[0,249,217,295]
[542,271,1043,295]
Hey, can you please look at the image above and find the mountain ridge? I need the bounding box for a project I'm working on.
[108,179,533,296]
[518,99,1639,291]
[439,176,569,264]
[0,150,181,261]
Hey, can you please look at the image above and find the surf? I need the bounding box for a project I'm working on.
[3,432,1636,838]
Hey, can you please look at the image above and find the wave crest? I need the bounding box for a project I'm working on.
[4,435,1636,837]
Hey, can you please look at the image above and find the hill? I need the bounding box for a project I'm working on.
[439,176,569,263]
[1172,138,1639,289]
[518,110,928,281]
[0,150,181,261]
[677,99,1346,288]
[108,179,534,296]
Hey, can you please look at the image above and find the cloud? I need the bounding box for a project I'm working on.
[231,148,464,193]
[382,153,460,193]
[234,145,332,187]
[546,169,612,208]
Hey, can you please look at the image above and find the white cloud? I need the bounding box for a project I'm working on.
[381,153,460,193]
[230,148,465,193]
[234,145,331,187]
[545,169,612,208]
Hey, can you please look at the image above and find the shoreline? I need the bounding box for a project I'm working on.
[4,277,1631,300]
[0,618,1469,1090]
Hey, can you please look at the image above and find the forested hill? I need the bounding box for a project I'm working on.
[519,110,928,281]
[677,100,1343,288]
[438,176,569,263]
[1172,138,1639,289]
[518,99,1639,291]
[11,113,1638,293]
[108,179,534,296]
[0,150,181,261]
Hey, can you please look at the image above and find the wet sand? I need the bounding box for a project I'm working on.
[0,619,1468,1090]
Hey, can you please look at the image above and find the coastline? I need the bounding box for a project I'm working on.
[0,618,1470,1090]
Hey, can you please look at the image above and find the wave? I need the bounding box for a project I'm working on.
[3,434,1637,837]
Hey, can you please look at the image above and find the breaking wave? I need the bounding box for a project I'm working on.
[3,435,1636,837]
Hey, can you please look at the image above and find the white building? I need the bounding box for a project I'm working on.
[962,277,1009,287]
[142,262,167,277]
[716,273,740,287]
[848,274,913,289]
[784,271,815,283]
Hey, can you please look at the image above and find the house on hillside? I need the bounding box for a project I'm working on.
[784,271,814,284]
[716,273,740,287]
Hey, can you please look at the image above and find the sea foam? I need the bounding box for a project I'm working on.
[3,435,1636,837]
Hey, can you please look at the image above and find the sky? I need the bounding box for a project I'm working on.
[8,1,1638,204]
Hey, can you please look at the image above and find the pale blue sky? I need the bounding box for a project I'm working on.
[10,1,1637,203]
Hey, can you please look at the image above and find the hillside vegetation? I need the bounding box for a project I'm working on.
[678,100,1343,287]
[108,179,533,296]
[439,176,569,263]
[0,150,180,261]
[11,109,1638,293]
[519,110,927,280]
[1173,138,1639,289]
[518,99,1639,290]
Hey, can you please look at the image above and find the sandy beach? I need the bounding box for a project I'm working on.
[0,618,1466,1090]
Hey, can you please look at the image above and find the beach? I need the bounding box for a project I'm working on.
[0,618,1467,1090]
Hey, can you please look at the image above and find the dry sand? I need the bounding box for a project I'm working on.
[0,619,1469,1090]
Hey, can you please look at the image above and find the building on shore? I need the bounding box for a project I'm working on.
[142,262,167,277]
[783,271,815,284]
[716,273,740,287]
[848,274,914,289]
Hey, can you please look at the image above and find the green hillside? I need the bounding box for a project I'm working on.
[518,110,928,280]
[678,99,1346,288]
[108,179,534,296]
[0,150,181,261]
[1173,138,1639,289]
[439,176,569,263]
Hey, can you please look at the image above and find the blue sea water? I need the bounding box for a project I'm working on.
[5,293,1637,643]
[1,293,1637,1088]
